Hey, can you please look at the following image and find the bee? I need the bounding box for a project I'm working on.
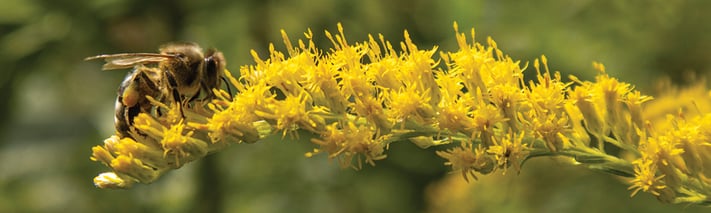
[86,42,227,138]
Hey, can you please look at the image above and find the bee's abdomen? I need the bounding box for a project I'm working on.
[114,96,132,138]
[114,67,162,139]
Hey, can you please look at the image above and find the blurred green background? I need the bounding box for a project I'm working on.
[1,0,709,212]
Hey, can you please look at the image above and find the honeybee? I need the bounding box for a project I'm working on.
[86,42,227,138]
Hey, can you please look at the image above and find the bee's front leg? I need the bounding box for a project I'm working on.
[164,70,186,118]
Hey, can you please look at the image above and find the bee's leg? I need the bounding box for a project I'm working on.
[164,70,185,118]
[135,70,164,117]
[156,106,164,117]
[138,70,161,94]
[117,104,145,139]
[187,91,201,102]
[221,76,233,101]
[126,104,141,129]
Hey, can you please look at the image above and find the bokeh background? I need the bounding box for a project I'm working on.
[1,0,710,212]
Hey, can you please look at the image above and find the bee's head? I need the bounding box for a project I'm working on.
[159,42,205,72]
[158,42,207,96]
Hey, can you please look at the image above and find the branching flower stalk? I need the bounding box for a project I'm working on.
[90,22,711,206]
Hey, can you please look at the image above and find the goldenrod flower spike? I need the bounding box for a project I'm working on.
[87,22,711,207]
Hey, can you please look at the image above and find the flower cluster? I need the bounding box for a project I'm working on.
[88,22,711,206]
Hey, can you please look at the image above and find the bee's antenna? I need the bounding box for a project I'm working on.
[221,76,233,97]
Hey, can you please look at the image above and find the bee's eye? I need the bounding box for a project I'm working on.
[205,57,217,72]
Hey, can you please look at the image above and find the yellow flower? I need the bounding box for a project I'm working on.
[628,157,668,198]
[311,121,386,169]
[159,122,207,167]
[446,23,493,96]
[398,30,441,107]
[110,155,158,183]
[191,70,271,144]
[638,134,686,190]
[470,100,507,146]
[85,22,711,206]
[93,172,133,189]
[386,83,435,124]
[487,132,528,173]
[520,110,570,152]
[563,101,591,146]
[436,143,494,182]
[351,95,392,133]
[255,91,322,137]
[591,64,640,146]
[90,135,164,188]
[568,83,605,149]
[303,62,348,115]
[526,57,569,116]
[624,90,652,130]
[488,83,525,131]
[436,98,474,134]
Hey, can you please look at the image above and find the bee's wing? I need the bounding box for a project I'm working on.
[85,53,174,70]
